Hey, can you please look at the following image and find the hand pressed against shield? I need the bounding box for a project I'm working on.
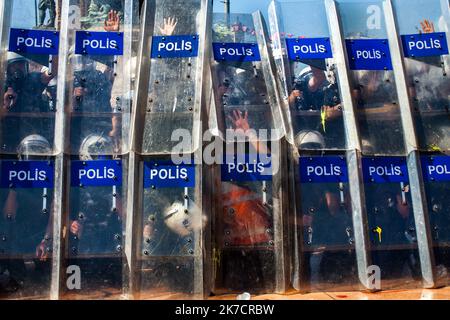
[159,17,178,36]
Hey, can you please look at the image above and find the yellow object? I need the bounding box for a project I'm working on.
[321,107,327,133]
[374,226,382,243]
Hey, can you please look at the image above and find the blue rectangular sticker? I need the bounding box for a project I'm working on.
[151,35,199,58]
[1,161,54,189]
[401,32,449,58]
[143,161,195,188]
[221,154,272,182]
[346,39,393,70]
[71,160,122,187]
[9,28,59,55]
[421,155,450,182]
[299,156,348,183]
[286,37,333,61]
[362,157,409,183]
[213,42,261,62]
[75,31,123,55]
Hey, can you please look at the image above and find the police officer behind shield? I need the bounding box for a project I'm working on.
[2,52,56,115]
[289,64,343,149]
[69,134,123,254]
[0,135,53,294]
[71,9,122,146]
[67,134,123,290]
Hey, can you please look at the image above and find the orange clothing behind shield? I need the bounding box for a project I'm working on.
[222,184,272,246]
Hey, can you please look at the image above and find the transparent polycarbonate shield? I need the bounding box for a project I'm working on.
[65,0,133,156]
[140,0,207,155]
[295,155,359,291]
[0,0,59,156]
[362,156,422,289]
[421,154,450,282]
[337,0,405,155]
[0,159,54,299]
[138,160,203,297]
[210,13,283,142]
[213,151,278,293]
[392,0,450,152]
[63,157,126,298]
[268,1,346,151]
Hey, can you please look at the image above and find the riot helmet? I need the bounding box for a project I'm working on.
[79,134,114,160]
[163,201,204,237]
[6,52,29,84]
[17,134,52,160]
[361,139,375,155]
[294,130,325,150]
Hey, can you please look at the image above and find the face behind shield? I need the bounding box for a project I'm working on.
[6,52,30,88]
[17,134,52,161]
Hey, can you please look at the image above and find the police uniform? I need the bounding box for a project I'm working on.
[2,71,53,152]
[292,67,344,148]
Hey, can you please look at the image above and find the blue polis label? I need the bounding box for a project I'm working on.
[9,28,59,55]
[151,35,199,58]
[401,32,449,58]
[71,160,122,187]
[75,31,123,55]
[143,161,195,188]
[362,157,409,183]
[0,161,54,189]
[299,156,348,183]
[346,39,393,70]
[421,155,450,182]
[221,154,272,182]
[286,37,333,61]
[213,42,261,62]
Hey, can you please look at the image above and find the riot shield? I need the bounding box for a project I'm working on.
[421,154,450,283]
[337,0,406,155]
[64,155,127,298]
[268,0,347,151]
[211,148,286,294]
[294,155,359,292]
[362,156,422,289]
[138,160,202,298]
[59,0,136,298]
[64,0,133,157]
[0,0,59,156]
[135,0,209,155]
[0,157,54,298]
[130,0,210,299]
[210,12,284,143]
[392,0,449,152]
[209,11,287,294]
[0,0,58,299]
